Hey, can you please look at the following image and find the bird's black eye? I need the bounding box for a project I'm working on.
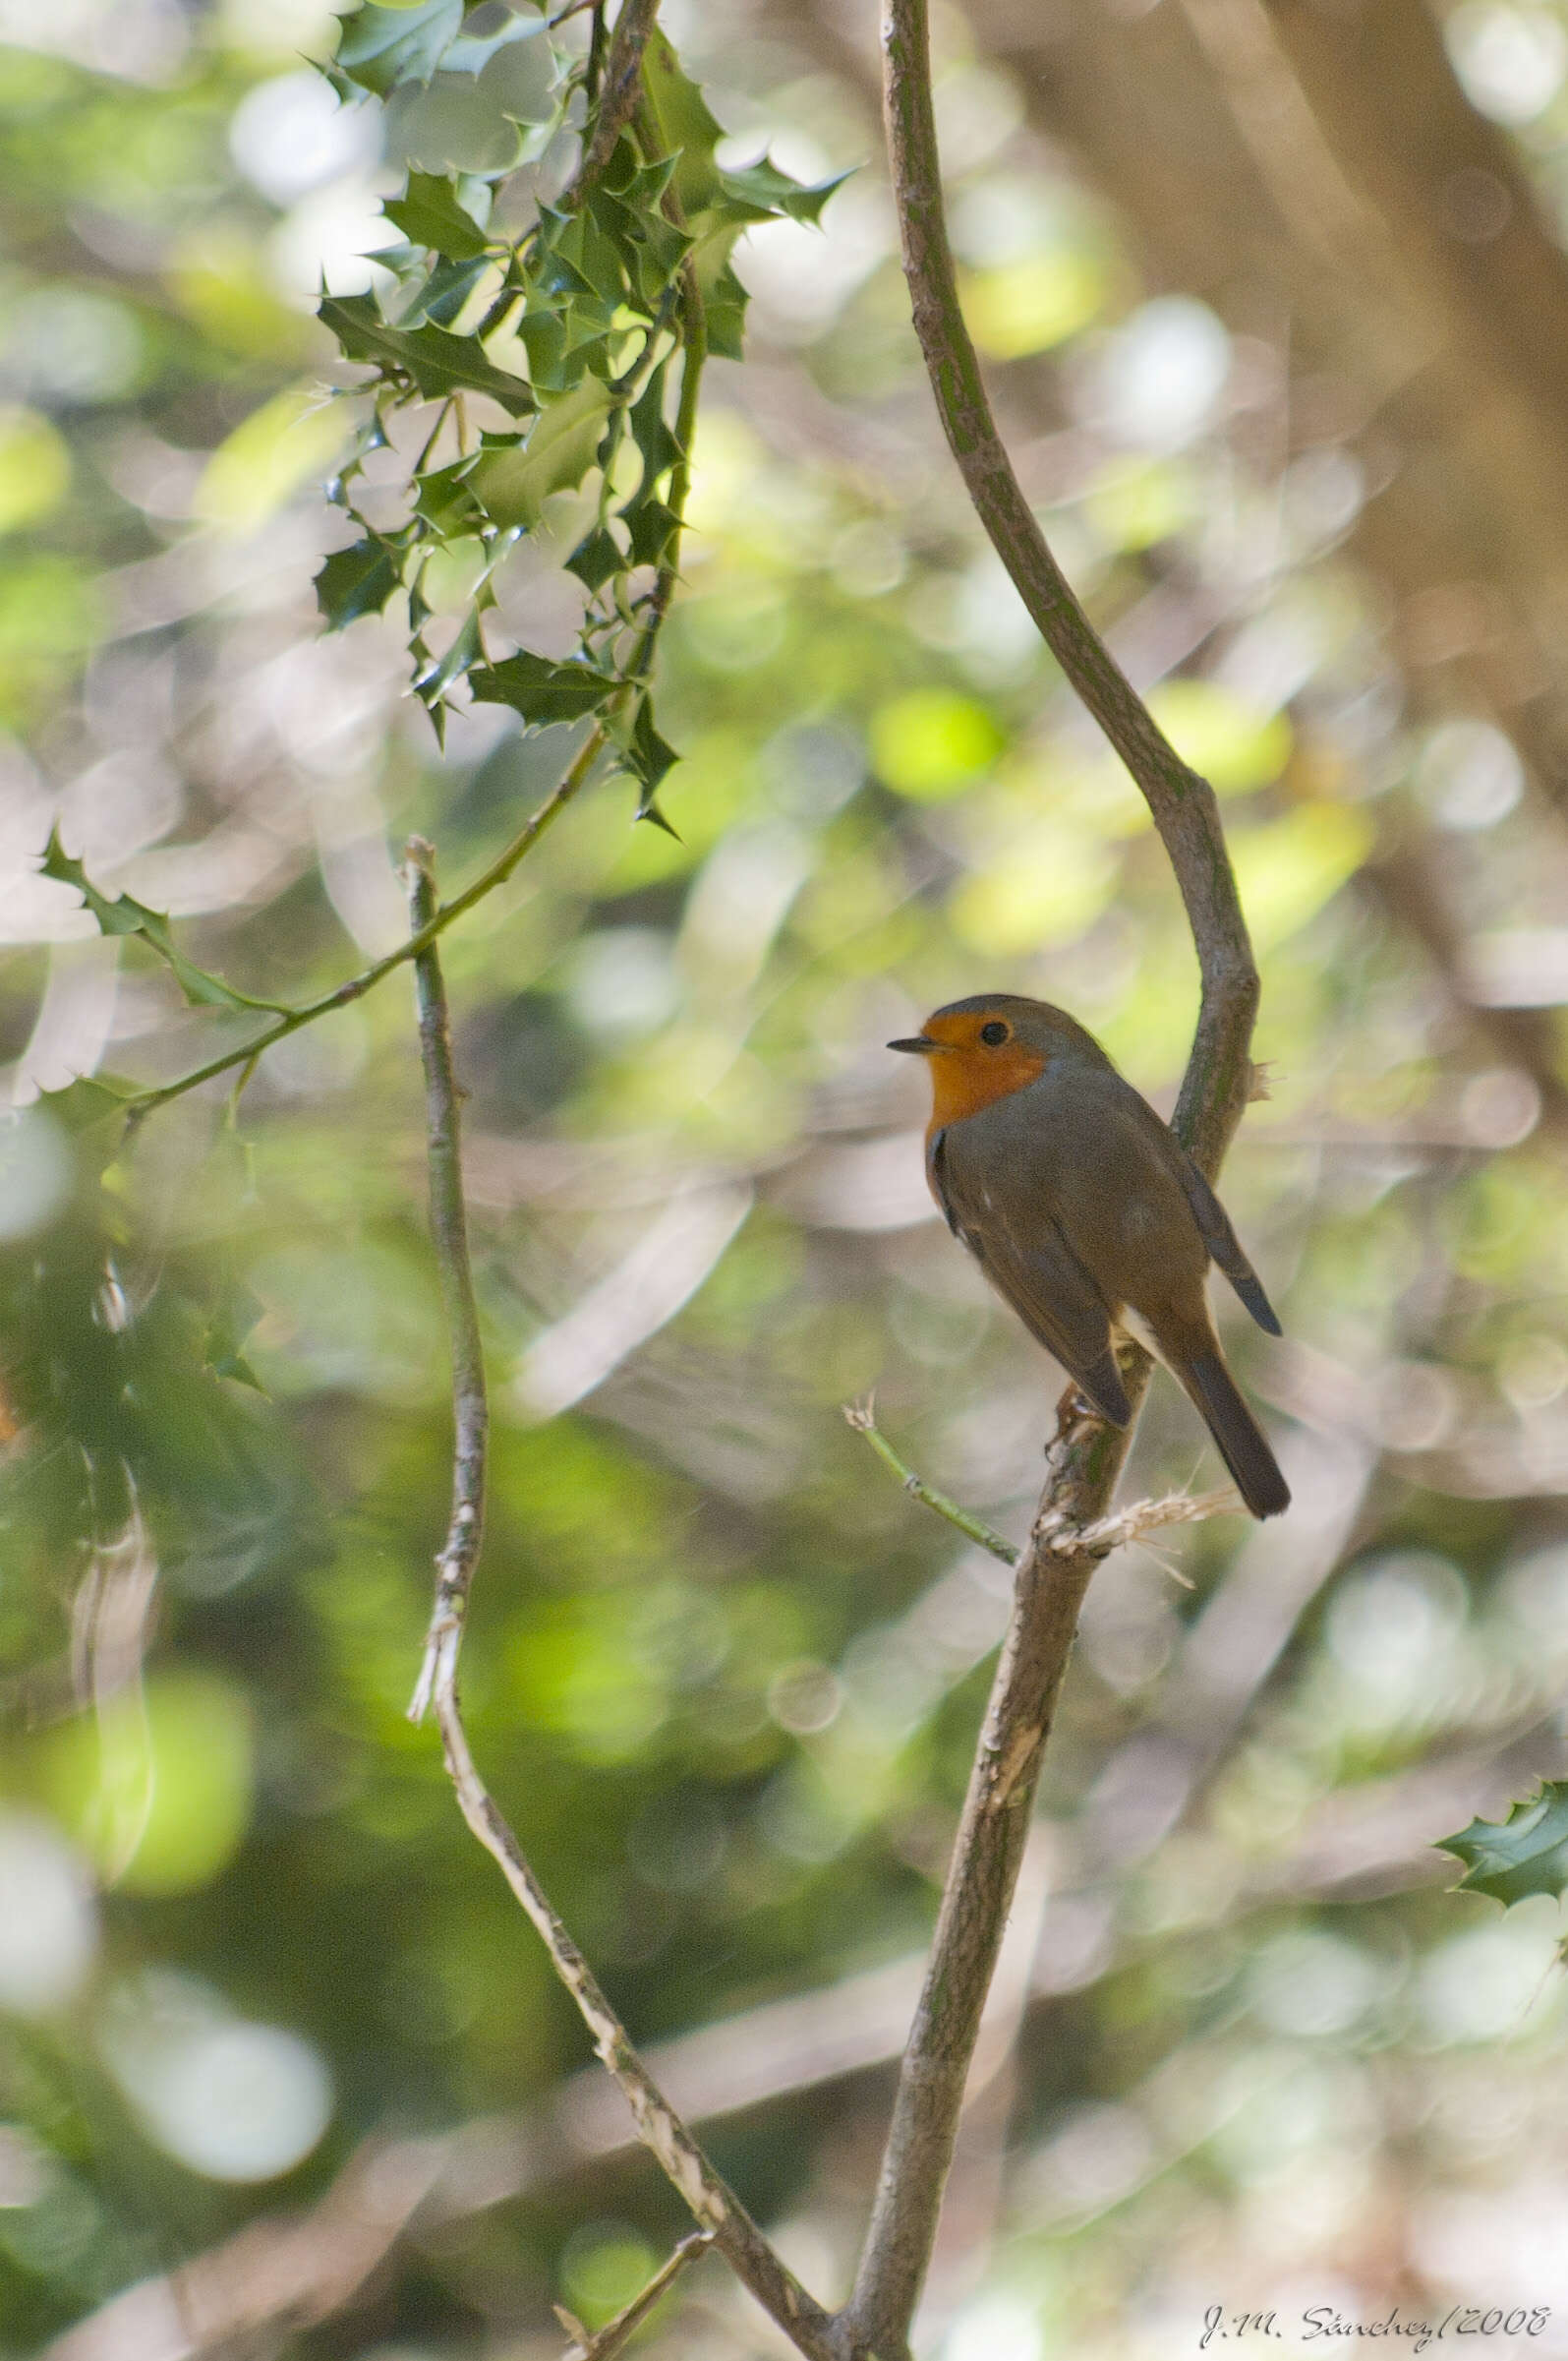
[980,1020,1010,1046]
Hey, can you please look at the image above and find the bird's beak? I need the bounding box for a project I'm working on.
[888,1034,938,1054]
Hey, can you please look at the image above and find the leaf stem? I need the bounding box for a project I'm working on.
[121,724,609,1123]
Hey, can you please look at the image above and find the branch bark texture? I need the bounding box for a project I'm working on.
[843,4,1271,2350]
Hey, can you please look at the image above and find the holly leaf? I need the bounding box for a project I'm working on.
[315,537,404,628]
[623,495,676,568]
[39,834,289,1015]
[33,1075,139,1182]
[617,692,680,829]
[397,251,494,326]
[413,452,483,535]
[638,31,726,217]
[700,257,749,361]
[565,524,624,591]
[469,379,613,528]
[1436,1782,1568,1907]
[713,157,851,228]
[627,357,680,487]
[319,291,535,413]
[468,650,617,725]
[36,1075,138,1134]
[412,604,486,745]
[331,0,465,98]
[381,170,492,259]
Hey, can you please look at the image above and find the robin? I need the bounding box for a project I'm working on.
[890,994,1290,1519]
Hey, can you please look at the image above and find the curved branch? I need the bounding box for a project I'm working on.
[843,2,1270,2348]
[880,0,1259,1169]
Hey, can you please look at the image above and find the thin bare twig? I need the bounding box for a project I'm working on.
[557,2230,714,2360]
[843,4,1270,2349]
[843,1400,1019,1564]
[405,839,489,1722]
[403,842,838,2361]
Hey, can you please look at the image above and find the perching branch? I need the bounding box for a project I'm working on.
[402,842,838,2361]
[842,4,1271,2350]
[881,0,1259,1169]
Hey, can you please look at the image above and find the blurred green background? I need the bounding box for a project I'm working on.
[4,1,1568,2355]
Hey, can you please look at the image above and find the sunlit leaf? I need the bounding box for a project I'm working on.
[319,290,536,412]
[470,379,613,528]
[195,387,350,533]
[42,1670,256,1895]
[949,823,1117,952]
[959,252,1109,360]
[332,0,465,97]
[0,405,71,535]
[381,169,492,259]
[1229,803,1373,952]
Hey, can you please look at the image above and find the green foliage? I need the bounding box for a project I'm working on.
[7,2,1568,2351]
[1437,1783,1568,1908]
[313,8,845,815]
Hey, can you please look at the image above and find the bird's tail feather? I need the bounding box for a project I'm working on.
[1180,1351,1290,1519]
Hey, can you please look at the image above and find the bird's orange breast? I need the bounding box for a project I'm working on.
[925,1043,1047,1137]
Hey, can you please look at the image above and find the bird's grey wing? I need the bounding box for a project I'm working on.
[931,1126,1132,1425]
[1168,1140,1282,1335]
[1099,1078,1282,1338]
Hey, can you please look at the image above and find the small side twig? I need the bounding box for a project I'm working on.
[402,841,837,2361]
[843,1401,1017,1564]
[1033,1482,1241,1561]
[557,2230,714,2361]
[845,1399,1240,1574]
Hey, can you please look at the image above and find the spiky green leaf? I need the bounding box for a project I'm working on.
[315,537,404,628]
[1436,1782,1568,1908]
[468,651,617,725]
[381,170,492,259]
[39,835,289,1015]
[319,291,535,412]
